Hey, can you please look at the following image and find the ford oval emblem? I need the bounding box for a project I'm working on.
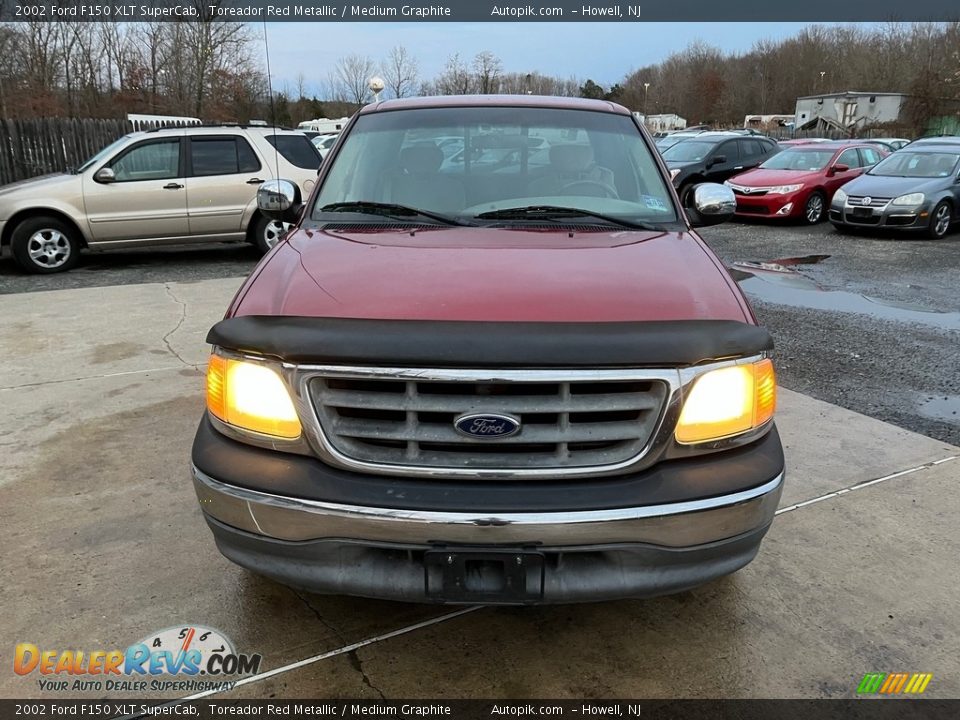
[454,413,521,439]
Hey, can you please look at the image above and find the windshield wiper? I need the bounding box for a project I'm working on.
[474,205,665,231]
[319,201,472,226]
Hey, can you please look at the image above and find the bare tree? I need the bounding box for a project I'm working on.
[473,51,503,94]
[336,54,377,105]
[383,45,419,99]
[436,53,473,95]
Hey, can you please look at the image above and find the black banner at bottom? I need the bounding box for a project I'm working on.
[3,700,959,720]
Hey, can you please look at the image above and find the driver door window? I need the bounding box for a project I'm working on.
[110,140,180,182]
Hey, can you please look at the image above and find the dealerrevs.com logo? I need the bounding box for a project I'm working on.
[14,625,262,693]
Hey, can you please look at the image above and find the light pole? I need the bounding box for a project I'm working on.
[819,71,826,92]
[643,82,650,119]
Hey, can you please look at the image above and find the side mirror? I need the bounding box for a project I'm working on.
[257,179,303,224]
[828,163,850,176]
[685,183,736,227]
[94,167,116,183]
[708,155,727,167]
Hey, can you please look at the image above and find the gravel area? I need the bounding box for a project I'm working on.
[700,220,960,446]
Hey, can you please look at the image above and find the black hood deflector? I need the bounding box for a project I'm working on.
[207,316,772,368]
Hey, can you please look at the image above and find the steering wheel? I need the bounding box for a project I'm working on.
[559,180,619,199]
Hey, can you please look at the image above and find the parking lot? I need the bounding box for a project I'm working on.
[2,220,959,700]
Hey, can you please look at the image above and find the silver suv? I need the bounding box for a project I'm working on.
[0,125,321,273]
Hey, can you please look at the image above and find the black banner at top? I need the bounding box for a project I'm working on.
[1,0,960,22]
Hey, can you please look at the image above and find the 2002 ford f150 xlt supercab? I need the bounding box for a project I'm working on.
[192,95,784,604]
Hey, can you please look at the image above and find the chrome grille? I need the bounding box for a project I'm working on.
[307,371,669,472]
[846,196,891,208]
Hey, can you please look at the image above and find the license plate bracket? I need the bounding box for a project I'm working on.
[852,207,874,217]
[424,550,545,604]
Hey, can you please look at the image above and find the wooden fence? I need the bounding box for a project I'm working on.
[0,118,133,186]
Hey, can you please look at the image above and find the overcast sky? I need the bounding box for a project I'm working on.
[261,22,878,95]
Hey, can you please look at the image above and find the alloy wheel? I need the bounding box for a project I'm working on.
[27,229,71,269]
[262,220,291,250]
[805,195,824,224]
[933,204,951,237]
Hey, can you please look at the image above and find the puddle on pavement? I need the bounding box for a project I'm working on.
[731,264,960,332]
[917,394,960,424]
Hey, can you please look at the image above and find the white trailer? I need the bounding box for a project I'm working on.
[297,117,350,133]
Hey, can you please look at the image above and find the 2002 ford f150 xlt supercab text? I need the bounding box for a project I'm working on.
[192,95,785,604]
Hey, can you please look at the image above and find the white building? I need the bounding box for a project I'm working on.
[794,92,907,132]
[635,113,687,132]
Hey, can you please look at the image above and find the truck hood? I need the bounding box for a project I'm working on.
[0,173,78,198]
[233,225,749,323]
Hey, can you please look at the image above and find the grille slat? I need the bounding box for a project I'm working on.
[309,373,668,472]
[320,388,660,413]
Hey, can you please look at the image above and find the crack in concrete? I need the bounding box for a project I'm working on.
[161,282,191,366]
[290,589,348,644]
[290,589,385,698]
[348,649,386,699]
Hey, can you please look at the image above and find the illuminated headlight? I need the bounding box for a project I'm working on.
[767,184,803,195]
[833,188,847,205]
[892,192,924,206]
[669,168,681,180]
[675,359,776,444]
[206,354,302,439]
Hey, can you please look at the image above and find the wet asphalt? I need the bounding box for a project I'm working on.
[1,220,958,445]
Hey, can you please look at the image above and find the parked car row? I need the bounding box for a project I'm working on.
[659,128,959,236]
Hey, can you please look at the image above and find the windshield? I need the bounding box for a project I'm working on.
[760,149,835,171]
[661,140,715,162]
[312,106,677,225]
[869,151,959,178]
[76,136,131,173]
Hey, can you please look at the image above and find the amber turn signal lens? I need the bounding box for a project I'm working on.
[675,359,776,444]
[206,355,302,439]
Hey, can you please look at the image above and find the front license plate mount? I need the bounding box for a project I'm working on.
[424,550,545,604]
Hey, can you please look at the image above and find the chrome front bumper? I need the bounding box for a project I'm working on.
[193,466,784,548]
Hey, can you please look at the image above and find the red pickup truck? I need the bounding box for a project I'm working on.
[192,96,784,604]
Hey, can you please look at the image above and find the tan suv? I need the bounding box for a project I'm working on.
[0,125,321,273]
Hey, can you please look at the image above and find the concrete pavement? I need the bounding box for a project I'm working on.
[1,277,957,699]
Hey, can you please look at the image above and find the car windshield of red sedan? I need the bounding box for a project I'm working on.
[312,106,677,225]
[868,151,960,177]
[759,149,835,172]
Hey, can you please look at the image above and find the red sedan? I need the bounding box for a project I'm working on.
[726,142,888,223]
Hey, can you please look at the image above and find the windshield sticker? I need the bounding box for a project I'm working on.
[641,196,669,212]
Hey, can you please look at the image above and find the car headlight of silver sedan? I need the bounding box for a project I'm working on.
[833,188,847,205]
[891,192,925,206]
